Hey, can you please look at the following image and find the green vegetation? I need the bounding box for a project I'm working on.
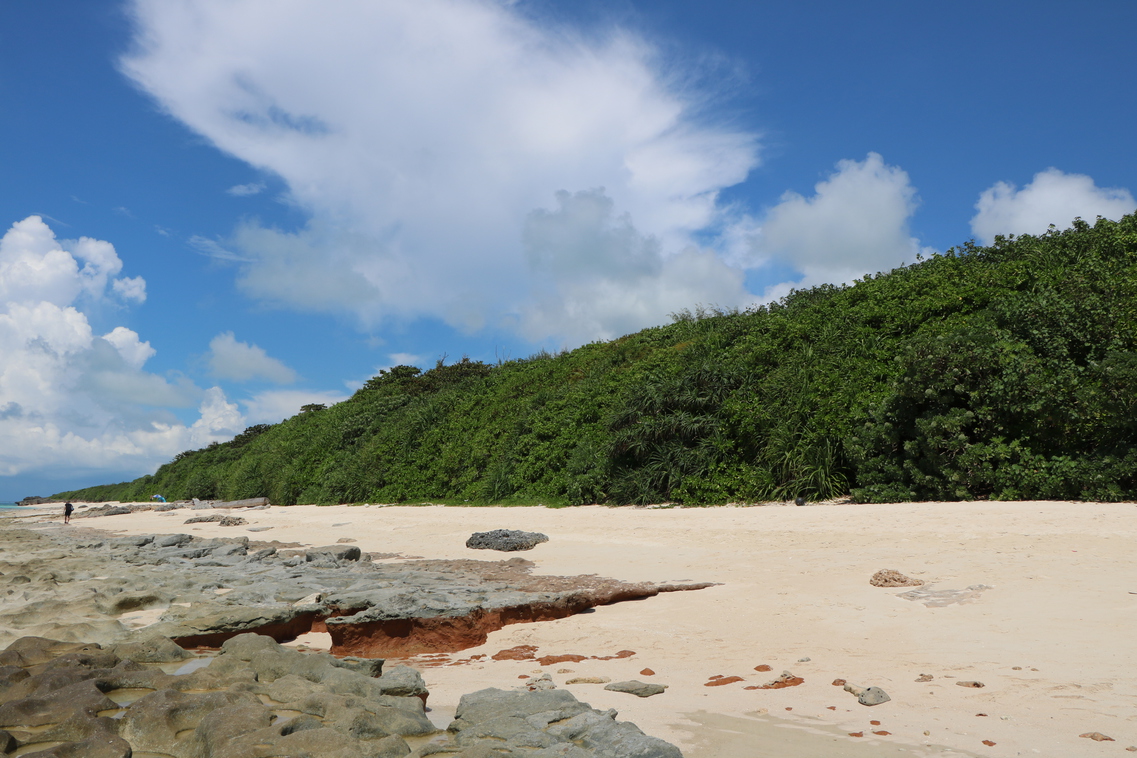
[58,215,1137,505]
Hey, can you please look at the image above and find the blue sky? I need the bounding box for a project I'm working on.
[1,0,1134,500]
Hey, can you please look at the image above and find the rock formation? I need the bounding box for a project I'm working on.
[0,520,696,757]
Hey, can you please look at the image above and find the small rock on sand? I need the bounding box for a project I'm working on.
[916,673,933,682]
[844,683,890,706]
[605,680,667,698]
[1080,732,1114,742]
[567,676,611,685]
[956,680,985,688]
[871,569,924,587]
[749,670,803,690]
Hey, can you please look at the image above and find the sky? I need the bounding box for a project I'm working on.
[1,0,1134,500]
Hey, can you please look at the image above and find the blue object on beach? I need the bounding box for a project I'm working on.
[151,494,166,503]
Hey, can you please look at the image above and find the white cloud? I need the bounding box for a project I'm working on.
[102,326,156,370]
[971,168,1136,244]
[207,331,297,384]
[750,153,928,299]
[241,389,349,425]
[226,181,266,196]
[113,275,147,302]
[0,216,242,481]
[121,0,760,342]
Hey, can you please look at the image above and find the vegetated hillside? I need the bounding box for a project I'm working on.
[59,215,1137,506]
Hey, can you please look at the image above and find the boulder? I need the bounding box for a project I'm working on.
[466,529,550,552]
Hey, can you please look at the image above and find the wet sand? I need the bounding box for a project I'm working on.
[11,499,1137,756]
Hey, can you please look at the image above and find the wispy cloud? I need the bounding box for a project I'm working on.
[188,235,251,262]
[226,181,266,196]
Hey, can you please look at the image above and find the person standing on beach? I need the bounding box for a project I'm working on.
[63,502,73,525]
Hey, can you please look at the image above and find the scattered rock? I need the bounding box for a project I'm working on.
[704,676,744,687]
[219,516,247,527]
[832,678,847,686]
[518,673,557,692]
[185,514,223,524]
[754,664,772,672]
[538,653,588,666]
[604,680,667,698]
[870,721,880,726]
[747,670,803,690]
[493,645,538,661]
[874,730,891,736]
[640,668,655,676]
[976,713,987,717]
[336,537,357,543]
[1080,732,1115,742]
[849,731,864,737]
[844,683,890,706]
[983,740,996,746]
[797,656,811,662]
[956,680,985,688]
[465,529,550,552]
[870,569,924,587]
[916,673,934,682]
[566,677,610,685]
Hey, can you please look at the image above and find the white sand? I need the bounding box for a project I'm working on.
[17,500,1137,755]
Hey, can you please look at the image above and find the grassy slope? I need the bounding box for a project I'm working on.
[58,214,1137,505]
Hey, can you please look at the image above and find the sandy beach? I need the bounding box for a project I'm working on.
[8,499,1136,756]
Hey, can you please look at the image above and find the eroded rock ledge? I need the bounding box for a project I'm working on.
[0,632,681,758]
[0,524,713,657]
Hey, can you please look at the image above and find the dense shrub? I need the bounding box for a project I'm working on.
[56,214,1137,505]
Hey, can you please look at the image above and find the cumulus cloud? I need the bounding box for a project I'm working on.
[241,389,349,425]
[749,153,928,299]
[519,188,754,342]
[0,216,242,481]
[971,168,1136,244]
[207,331,297,384]
[112,275,147,302]
[121,0,759,342]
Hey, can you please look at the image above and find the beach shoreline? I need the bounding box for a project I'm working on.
[7,499,1136,756]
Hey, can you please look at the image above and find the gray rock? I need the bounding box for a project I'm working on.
[604,680,667,698]
[858,686,891,706]
[307,544,363,562]
[466,529,550,552]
